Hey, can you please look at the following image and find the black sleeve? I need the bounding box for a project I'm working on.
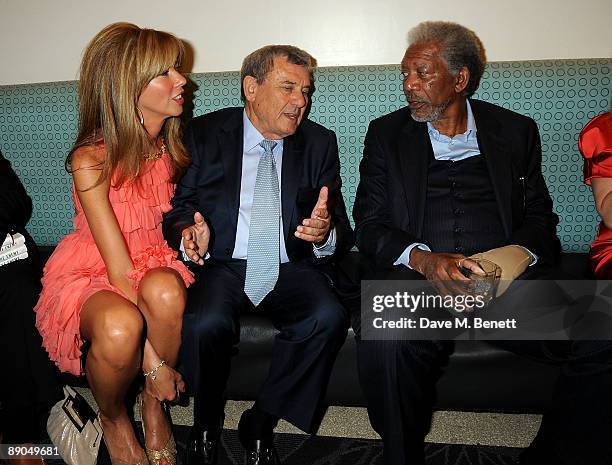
[318,129,354,259]
[0,151,33,237]
[353,122,418,268]
[508,119,560,264]
[162,121,202,251]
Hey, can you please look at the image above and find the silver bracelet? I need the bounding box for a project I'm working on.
[143,359,166,380]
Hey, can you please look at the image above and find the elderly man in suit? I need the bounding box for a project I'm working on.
[163,45,352,465]
[352,21,612,465]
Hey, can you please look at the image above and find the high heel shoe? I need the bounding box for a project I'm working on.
[138,394,177,465]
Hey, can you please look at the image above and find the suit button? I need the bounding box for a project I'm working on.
[224,248,231,255]
[453,227,463,233]
[455,246,464,253]
[453,208,464,215]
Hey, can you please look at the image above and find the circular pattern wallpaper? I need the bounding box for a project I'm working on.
[0,59,609,251]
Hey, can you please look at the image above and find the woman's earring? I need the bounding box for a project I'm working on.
[137,107,144,125]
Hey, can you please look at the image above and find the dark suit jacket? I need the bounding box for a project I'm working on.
[0,152,39,267]
[0,152,32,239]
[163,107,353,265]
[352,99,560,269]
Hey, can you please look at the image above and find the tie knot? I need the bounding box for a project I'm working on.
[259,139,277,154]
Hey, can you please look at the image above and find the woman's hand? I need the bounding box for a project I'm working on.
[144,363,186,403]
[591,177,612,229]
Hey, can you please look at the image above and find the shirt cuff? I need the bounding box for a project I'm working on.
[394,243,431,269]
[517,246,538,266]
[180,237,210,262]
[313,227,336,257]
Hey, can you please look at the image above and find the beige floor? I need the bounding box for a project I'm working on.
[220,401,541,448]
[78,389,540,448]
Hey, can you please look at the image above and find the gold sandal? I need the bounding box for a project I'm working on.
[138,394,177,465]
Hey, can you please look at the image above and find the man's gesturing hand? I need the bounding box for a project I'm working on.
[181,211,210,265]
[295,186,332,244]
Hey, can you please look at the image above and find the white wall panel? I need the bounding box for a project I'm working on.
[1,0,610,84]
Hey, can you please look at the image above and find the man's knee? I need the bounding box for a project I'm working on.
[189,310,238,345]
[310,300,349,339]
[357,339,399,372]
[358,339,441,373]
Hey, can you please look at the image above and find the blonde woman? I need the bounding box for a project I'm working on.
[35,23,194,465]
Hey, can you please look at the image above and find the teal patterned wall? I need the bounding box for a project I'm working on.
[0,82,77,242]
[0,59,610,251]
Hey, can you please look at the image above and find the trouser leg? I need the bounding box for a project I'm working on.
[353,266,444,465]
[181,262,245,430]
[255,262,349,432]
[357,338,442,465]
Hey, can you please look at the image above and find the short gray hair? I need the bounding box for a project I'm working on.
[407,21,486,97]
[240,45,317,101]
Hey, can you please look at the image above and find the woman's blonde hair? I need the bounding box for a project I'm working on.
[68,22,189,186]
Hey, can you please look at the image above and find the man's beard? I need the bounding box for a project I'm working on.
[407,96,453,123]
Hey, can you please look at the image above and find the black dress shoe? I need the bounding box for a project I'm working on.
[242,439,281,465]
[185,428,220,465]
[238,407,280,465]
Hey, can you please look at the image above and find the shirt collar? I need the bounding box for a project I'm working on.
[243,110,284,153]
[427,100,477,141]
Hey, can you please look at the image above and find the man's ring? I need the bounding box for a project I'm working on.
[457,259,465,269]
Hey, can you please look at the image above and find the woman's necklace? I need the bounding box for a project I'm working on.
[143,138,167,161]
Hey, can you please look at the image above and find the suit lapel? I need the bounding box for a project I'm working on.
[281,134,303,242]
[219,110,244,235]
[471,100,512,236]
[398,119,430,236]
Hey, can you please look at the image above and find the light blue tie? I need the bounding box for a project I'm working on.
[244,139,280,306]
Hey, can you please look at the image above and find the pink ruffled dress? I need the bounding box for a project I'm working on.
[580,112,612,278]
[35,152,194,375]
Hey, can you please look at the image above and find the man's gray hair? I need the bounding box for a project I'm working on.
[240,45,317,101]
[408,21,486,97]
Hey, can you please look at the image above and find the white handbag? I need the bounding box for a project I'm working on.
[47,386,103,465]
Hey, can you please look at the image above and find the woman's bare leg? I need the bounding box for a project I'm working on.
[137,268,186,452]
[80,290,145,464]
